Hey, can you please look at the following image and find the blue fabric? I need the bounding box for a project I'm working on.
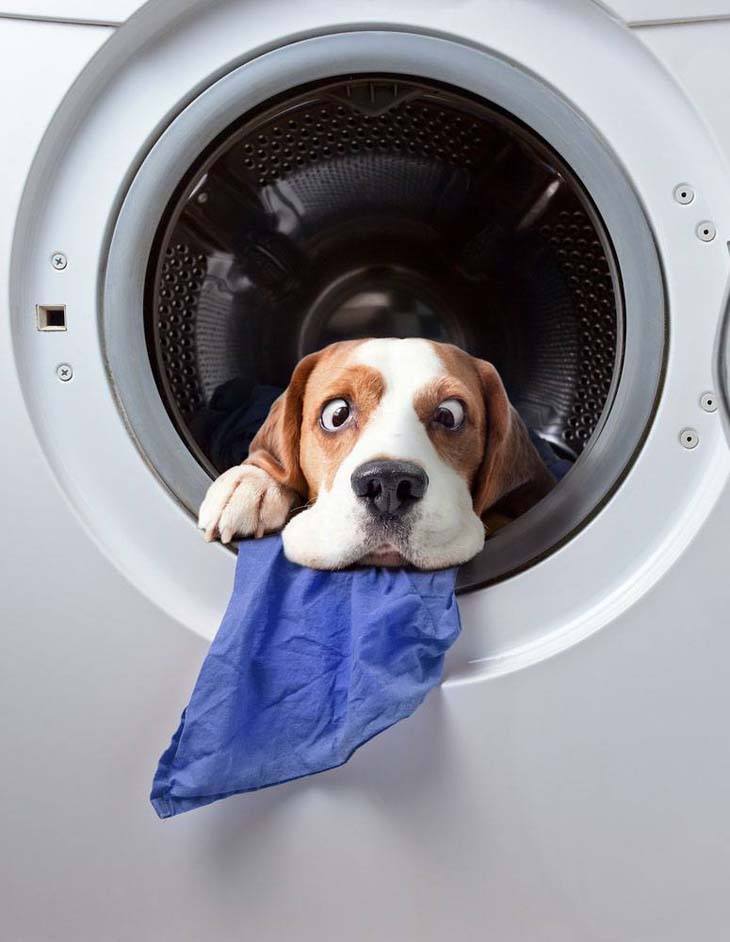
[151,537,460,818]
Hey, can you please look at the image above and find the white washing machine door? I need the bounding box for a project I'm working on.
[3,1,730,939]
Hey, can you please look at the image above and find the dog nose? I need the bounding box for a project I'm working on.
[350,460,428,517]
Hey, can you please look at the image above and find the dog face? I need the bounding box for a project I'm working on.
[199,338,554,569]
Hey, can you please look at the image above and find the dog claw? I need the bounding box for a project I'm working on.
[198,464,295,545]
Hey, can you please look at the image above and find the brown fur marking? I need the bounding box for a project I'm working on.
[245,341,386,499]
[412,372,486,488]
[429,342,555,517]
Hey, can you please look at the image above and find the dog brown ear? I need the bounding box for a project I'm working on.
[471,359,555,519]
[244,350,323,497]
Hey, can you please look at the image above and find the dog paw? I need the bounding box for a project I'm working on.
[198,465,296,544]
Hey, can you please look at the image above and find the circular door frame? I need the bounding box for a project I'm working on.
[103,31,663,590]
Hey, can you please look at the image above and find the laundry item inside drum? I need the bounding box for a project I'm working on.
[147,76,622,479]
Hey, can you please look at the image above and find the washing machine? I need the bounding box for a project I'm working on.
[3,0,730,938]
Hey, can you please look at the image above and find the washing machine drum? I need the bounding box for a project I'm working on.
[147,76,621,477]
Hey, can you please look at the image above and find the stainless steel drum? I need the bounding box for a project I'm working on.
[147,76,621,479]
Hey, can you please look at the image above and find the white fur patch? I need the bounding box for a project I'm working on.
[282,338,485,569]
[198,465,295,544]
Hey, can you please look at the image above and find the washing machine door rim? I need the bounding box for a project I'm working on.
[102,29,665,590]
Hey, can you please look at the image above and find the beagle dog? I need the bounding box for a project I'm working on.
[198,338,554,569]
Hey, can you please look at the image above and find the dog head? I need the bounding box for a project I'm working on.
[245,338,554,569]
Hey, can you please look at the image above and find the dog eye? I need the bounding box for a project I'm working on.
[433,398,465,430]
[320,398,352,431]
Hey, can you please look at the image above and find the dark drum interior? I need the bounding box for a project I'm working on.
[146,74,623,546]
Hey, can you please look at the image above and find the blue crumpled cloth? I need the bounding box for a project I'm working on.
[151,537,460,818]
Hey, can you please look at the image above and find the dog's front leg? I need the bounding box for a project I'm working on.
[198,465,298,544]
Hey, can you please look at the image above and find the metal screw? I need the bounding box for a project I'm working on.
[679,427,699,449]
[700,391,718,413]
[673,183,694,204]
[696,221,716,242]
[56,363,73,382]
[196,192,208,204]
[51,252,67,270]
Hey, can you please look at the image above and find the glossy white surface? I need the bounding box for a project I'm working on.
[3,4,730,939]
[637,18,730,168]
[4,0,730,26]
[0,0,138,22]
[606,0,730,22]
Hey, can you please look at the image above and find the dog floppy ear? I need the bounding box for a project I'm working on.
[471,359,555,519]
[244,350,323,498]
